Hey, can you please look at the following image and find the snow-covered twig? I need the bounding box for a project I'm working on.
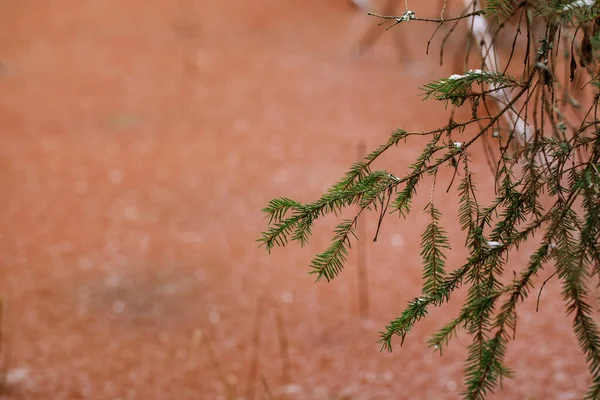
[467,5,531,146]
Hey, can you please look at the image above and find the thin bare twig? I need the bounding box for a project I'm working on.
[368,10,485,24]
[537,271,557,312]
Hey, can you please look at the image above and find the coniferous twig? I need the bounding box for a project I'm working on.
[259,1,600,398]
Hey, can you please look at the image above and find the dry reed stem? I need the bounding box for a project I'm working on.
[247,296,292,400]
[356,141,370,319]
[267,300,291,385]
[0,298,7,392]
[246,297,267,400]
[260,374,275,400]
[192,328,238,399]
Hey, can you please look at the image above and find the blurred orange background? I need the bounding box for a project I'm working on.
[0,1,591,399]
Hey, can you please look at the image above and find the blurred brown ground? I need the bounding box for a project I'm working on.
[0,0,592,399]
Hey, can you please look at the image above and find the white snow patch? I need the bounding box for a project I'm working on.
[350,0,370,11]
[383,370,394,382]
[563,0,595,11]
[446,380,458,391]
[209,311,220,324]
[281,291,294,304]
[468,69,484,75]
[396,10,416,22]
[284,384,303,394]
[5,368,29,385]
[391,233,404,248]
[559,391,579,400]
[364,372,376,383]
[361,318,375,330]
[112,301,125,314]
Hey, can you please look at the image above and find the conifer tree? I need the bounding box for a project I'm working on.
[259,1,600,398]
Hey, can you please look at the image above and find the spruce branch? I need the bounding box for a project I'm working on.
[552,208,600,398]
[421,202,451,296]
[333,128,408,191]
[259,2,600,398]
[462,243,550,399]
[484,0,519,18]
[309,171,399,282]
[422,70,522,107]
